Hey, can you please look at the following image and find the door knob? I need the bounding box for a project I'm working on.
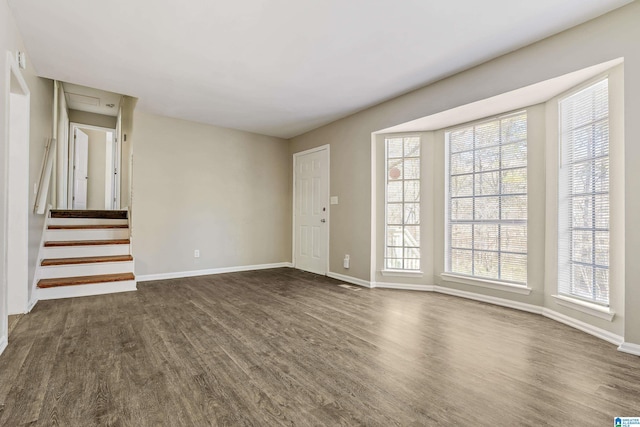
[320,219,326,223]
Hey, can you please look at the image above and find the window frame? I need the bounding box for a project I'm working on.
[383,135,422,272]
[444,110,529,286]
[557,76,611,307]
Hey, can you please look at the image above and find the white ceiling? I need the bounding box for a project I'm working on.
[377,58,624,134]
[62,82,121,117]
[7,0,632,138]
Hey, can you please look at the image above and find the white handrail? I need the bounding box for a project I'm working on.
[34,137,56,214]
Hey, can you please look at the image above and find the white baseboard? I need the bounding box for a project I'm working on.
[327,272,372,288]
[0,335,7,356]
[617,342,640,356]
[27,298,37,313]
[541,308,623,346]
[434,285,543,315]
[375,281,435,291]
[137,262,293,282]
[139,266,632,353]
[340,279,623,349]
[37,280,137,300]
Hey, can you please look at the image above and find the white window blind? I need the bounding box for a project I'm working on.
[385,136,420,270]
[559,79,609,305]
[446,112,528,284]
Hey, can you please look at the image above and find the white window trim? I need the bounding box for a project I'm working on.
[444,111,529,285]
[557,76,611,306]
[384,135,422,272]
[381,269,424,278]
[440,273,532,295]
[552,294,614,321]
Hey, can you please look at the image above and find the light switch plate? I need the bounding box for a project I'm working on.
[330,196,338,205]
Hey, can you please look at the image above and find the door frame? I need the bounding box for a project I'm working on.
[3,51,30,333]
[292,144,330,275]
[68,123,119,209]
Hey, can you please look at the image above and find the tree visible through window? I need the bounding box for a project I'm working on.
[559,79,610,305]
[385,136,420,270]
[446,112,528,284]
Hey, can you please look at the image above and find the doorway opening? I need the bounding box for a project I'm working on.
[68,123,119,210]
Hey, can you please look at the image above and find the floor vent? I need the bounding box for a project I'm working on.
[338,284,362,291]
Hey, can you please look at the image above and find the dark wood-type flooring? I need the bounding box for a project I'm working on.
[1,268,639,426]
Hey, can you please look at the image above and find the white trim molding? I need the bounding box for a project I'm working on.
[435,285,542,314]
[542,308,623,346]
[29,204,51,313]
[440,273,532,295]
[332,277,624,349]
[618,342,640,357]
[137,262,294,282]
[37,280,137,301]
[27,298,37,313]
[552,294,615,321]
[375,281,434,291]
[327,272,373,288]
[0,335,7,356]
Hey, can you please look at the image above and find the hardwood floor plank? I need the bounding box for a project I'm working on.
[1,268,639,426]
[50,210,128,219]
[44,239,130,247]
[41,255,133,266]
[0,302,70,426]
[37,273,135,288]
[47,224,128,230]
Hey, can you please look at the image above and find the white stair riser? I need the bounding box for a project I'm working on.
[37,280,137,300]
[42,244,130,259]
[49,218,128,226]
[45,228,129,241]
[38,261,134,279]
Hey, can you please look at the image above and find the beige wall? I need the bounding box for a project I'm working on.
[290,3,640,344]
[0,0,53,314]
[132,111,291,276]
[80,128,107,210]
[69,109,116,129]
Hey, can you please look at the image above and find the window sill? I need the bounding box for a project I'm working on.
[381,270,424,278]
[440,273,532,295]
[552,295,615,321]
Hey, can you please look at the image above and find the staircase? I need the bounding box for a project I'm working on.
[36,209,137,300]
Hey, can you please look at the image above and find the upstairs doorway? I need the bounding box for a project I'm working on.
[69,123,119,210]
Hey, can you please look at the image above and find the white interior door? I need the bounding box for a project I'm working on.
[72,128,89,210]
[294,147,329,275]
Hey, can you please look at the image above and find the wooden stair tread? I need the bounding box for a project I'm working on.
[44,239,130,247]
[48,224,128,230]
[38,273,135,289]
[41,255,133,266]
[50,210,128,219]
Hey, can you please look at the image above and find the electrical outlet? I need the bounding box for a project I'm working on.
[194,249,200,258]
[343,254,350,269]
